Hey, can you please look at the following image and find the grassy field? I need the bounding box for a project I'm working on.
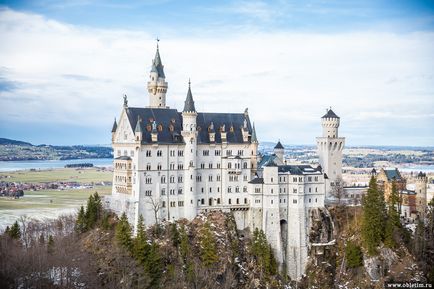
[0,168,113,230]
[0,186,112,210]
[0,168,113,183]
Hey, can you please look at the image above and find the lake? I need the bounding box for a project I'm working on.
[0,158,113,172]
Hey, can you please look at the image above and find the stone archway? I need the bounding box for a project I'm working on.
[280,219,288,262]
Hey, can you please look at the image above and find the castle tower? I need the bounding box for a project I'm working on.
[181,80,198,220]
[274,141,284,164]
[250,122,259,174]
[147,42,168,108]
[262,162,283,264]
[316,108,345,199]
[416,171,428,218]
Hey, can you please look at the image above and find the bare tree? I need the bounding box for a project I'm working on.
[146,195,161,227]
[331,176,345,205]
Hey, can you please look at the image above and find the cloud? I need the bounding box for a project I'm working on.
[0,8,433,145]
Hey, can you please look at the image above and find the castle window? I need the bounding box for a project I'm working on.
[201,188,204,193]
[178,150,184,156]
[157,164,162,170]
[217,198,221,204]
[161,176,166,183]
[162,201,166,207]
[228,187,232,193]
[315,187,318,192]
[293,188,297,194]
[271,189,273,194]
[217,187,220,193]
[209,163,213,169]
[215,150,221,156]
[228,163,232,169]
[308,177,312,182]
[170,175,175,183]
[244,198,248,204]
[235,186,240,193]
[161,188,166,195]
[243,162,248,169]
[315,176,318,181]
[271,200,273,204]
[178,189,183,195]
[293,177,297,182]
[178,201,184,207]
[209,187,212,193]
[145,177,152,184]
[236,198,239,204]
[117,150,121,156]
[178,176,183,183]
[293,199,297,204]
[299,177,303,182]
[217,163,221,169]
[208,175,213,182]
[209,198,212,206]
[201,199,205,205]
[271,177,273,183]
[146,163,151,170]
[200,163,205,169]
[145,190,152,196]
[203,150,209,156]
[243,186,247,193]
[309,198,311,203]
[229,199,232,205]
[315,198,318,203]
[309,188,312,193]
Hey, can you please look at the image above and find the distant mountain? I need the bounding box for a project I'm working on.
[0,138,113,161]
[0,138,33,146]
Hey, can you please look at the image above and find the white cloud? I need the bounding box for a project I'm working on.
[0,8,433,145]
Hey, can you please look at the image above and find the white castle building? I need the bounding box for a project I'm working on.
[107,44,340,280]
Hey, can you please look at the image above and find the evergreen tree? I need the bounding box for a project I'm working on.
[133,215,150,265]
[85,194,96,229]
[8,221,21,239]
[47,235,54,254]
[346,241,363,268]
[265,244,278,275]
[170,223,180,248]
[385,181,401,248]
[200,222,218,268]
[101,212,110,230]
[75,205,86,233]
[361,176,386,255]
[145,241,163,288]
[115,212,132,252]
[179,224,190,261]
[4,226,10,236]
[93,192,103,221]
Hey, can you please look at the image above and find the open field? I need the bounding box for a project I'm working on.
[0,167,113,183]
[0,168,112,230]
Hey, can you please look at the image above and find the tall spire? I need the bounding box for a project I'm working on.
[251,122,258,143]
[183,79,196,113]
[135,117,142,133]
[111,118,117,133]
[151,39,165,78]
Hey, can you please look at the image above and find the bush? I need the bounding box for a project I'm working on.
[346,241,363,268]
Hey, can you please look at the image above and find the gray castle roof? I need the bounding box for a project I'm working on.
[124,107,253,145]
[278,165,322,175]
[251,122,258,143]
[322,108,339,119]
[383,168,402,181]
[111,118,117,133]
[183,83,196,113]
[274,141,284,149]
[151,45,165,78]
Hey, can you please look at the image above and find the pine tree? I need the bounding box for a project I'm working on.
[4,226,10,236]
[8,221,21,239]
[85,194,96,229]
[200,222,218,268]
[115,212,132,252]
[145,241,163,288]
[179,224,190,261]
[93,192,103,221]
[385,181,400,248]
[361,176,386,255]
[346,241,363,268]
[75,205,86,233]
[47,235,54,254]
[133,215,150,264]
[170,223,180,248]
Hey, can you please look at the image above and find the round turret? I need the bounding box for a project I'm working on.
[321,108,340,138]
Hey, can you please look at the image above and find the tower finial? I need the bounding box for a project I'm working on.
[156,37,160,49]
[188,78,191,87]
[123,94,128,108]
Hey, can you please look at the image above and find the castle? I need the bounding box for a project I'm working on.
[107,44,340,280]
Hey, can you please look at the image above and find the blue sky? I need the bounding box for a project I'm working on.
[0,0,434,146]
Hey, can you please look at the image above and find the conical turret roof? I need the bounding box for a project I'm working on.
[322,108,339,118]
[151,43,165,78]
[183,80,196,113]
[111,118,117,133]
[251,122,258,143]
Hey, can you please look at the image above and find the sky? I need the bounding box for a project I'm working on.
[0,0,433,146]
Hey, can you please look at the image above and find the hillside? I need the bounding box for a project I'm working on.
[0,138,112,161]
